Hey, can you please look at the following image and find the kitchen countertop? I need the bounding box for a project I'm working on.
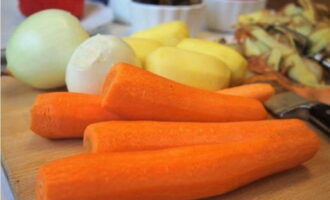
[2,1,330,199]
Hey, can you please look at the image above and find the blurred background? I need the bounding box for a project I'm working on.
[2,0,329,48]
[2,0,329,46]
[2,0,330,88]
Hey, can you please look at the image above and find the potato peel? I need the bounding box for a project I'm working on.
[236,0,329,96]
[244,73,330,104]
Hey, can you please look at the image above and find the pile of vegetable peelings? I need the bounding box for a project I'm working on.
[234,0,330,104]
[5,8,321,200]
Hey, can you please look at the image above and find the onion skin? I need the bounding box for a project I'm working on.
[6,9,89,89]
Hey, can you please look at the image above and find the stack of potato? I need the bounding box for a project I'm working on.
[125,21,248,90]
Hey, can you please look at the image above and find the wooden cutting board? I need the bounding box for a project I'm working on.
[2,76,330,200]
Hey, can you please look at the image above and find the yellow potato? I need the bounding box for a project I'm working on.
[131,21,189,46]
[177,38,247,86]
[123,38,161,67]
[146,47,231,91]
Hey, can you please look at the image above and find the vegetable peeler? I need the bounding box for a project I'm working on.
[265,91,330,136]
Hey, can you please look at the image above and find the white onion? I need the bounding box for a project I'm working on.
[66,34,139,94]
[6,9,89,89]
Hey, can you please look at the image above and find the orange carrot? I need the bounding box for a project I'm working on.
[30,92,121,138]
[36,128,319,200]
[101,63,267,122]
[84,119,310,153]
[218,83,275,102]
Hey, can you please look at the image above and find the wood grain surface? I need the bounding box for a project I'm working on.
[2,76,330,200]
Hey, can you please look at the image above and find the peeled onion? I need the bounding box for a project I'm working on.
[66,34,139,94]
[6,9,89,89]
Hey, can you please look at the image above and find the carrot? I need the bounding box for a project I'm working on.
[36,128,319,200]
[218,83,275,102]
[30,92,121,138]
[84,119,310,153]
[101,63,267,122]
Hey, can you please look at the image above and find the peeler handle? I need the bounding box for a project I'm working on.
[309,104,330,136]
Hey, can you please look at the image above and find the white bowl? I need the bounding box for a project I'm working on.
[110,0,132,24]
[205,0,266,32]
[131,2,205,36]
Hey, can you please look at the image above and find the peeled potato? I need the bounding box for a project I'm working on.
[123,38,161,67]
[177,38,247,86]
[146,47,231,91]
[131,21,189,46]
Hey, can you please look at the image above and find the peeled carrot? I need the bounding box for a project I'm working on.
[36,128,318,200]
[30,92,121,138]
[84,119,311,153]
[218,83,275,102]
[101,63,267,122]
